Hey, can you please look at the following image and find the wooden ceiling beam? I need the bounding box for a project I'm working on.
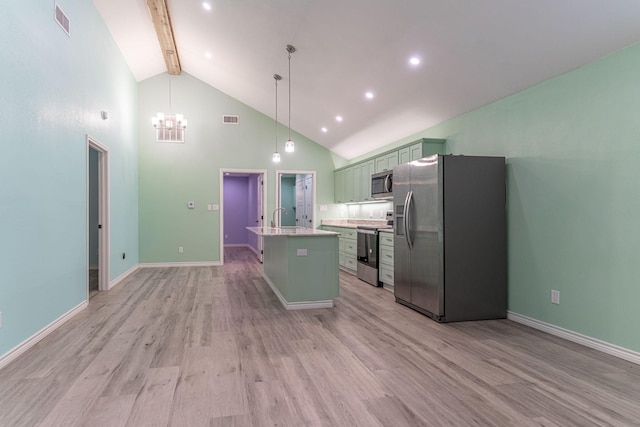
[146,0,181,75]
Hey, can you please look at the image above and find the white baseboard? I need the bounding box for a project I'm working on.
[139,261,222,268]
[262,273,334,310]
[108,264,139,290]
[0,301,88,370]
[508,311,640,365]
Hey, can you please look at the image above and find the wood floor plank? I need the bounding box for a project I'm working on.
[1,247,640,426]
[125,367,179,427]
[78,395,136,427]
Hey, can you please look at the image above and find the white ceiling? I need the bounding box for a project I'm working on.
[93,0,640,160]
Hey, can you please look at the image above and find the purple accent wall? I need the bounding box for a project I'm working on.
[223,176,249,245]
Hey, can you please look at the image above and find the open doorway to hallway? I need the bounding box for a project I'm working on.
[220,169,266,264]
[87,137,110,296]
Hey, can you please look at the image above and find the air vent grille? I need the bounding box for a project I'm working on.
[223,115,239,125]
[54,3,70,36]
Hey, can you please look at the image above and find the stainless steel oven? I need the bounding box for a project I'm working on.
[357,226,381,287]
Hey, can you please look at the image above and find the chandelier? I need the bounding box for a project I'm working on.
[152,75,187,142]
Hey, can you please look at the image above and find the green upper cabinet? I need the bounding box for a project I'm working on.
[343,167,356,203]
[359,160,375,202]
[334,138,446,204]
[412,138,446,160]
[375,152,398,173]
[334,169,345,203]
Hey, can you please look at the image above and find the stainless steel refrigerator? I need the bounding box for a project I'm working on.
[393,155,506,322]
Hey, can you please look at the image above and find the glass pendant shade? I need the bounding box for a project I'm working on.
[272,152,281,163]
[284,139,294,152]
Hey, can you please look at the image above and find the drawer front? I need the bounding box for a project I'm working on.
[341,228,357,240]
[379,232,394,247]
[343,239,357,255]
[339,252,346,268]
[343,255,357,271]
[379,246,394,265]
[338,238,345,252]
[379,265,394,285]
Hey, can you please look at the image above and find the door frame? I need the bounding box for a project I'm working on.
[87,136,110,295]
[275,170,316,229]
[219,168,267,264]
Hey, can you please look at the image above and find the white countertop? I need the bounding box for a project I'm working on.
[321,219,390,229]
[247,226,340,237]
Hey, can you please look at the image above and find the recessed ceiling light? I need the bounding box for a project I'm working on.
[336,115,343,122]
[409,57,421,66]
[202,2,212,11]
[321,127,328,133]
[365,91,374,100]
[205,52,212,59]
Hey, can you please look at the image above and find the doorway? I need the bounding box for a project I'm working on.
[87,137,110,296]
[220,169,267,264]
[276,170,315,228]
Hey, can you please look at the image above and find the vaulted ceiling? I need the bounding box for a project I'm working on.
[93,0,640,159]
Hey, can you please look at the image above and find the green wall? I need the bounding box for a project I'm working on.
[138,72,340,263]
[0,0,138,357]
[356,42,640,352]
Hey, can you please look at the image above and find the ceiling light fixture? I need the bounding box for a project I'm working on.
[336,115,343,122]
[272,74,282,163]
[151,74,187,142]
[321,127,328,133]
[409,56,421,66]
[284,44,296,153]
[365,91,374,100]
[202,2,212,11]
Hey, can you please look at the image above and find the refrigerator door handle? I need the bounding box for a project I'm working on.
[404,190,414,249]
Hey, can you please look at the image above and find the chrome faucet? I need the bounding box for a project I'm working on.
[271,207,286,227]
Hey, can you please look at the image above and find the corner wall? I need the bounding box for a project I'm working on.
[138,72,338,263]
[0,1,138,357]
[363,42,640,353]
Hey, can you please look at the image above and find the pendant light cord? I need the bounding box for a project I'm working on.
[288,50,291,140]
[275,76,278,151]
[168,74,172,114]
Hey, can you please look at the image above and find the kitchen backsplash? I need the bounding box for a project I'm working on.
[332,201,393,220]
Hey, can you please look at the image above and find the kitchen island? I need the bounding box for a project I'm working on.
[247,227,340,309]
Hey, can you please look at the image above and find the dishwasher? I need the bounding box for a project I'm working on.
[356,226,381,287]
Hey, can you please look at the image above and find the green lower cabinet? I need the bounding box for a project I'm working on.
[322,226,358,275]
[263,234,339,308]
[379,230,394,289]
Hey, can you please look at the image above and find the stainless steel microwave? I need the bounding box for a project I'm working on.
[371,170,393,199]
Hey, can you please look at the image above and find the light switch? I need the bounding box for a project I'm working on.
[211,204,219,211]
[207,204,212,211]
[296,248,307,256]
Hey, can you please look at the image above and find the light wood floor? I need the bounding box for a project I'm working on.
[2,247,640,426]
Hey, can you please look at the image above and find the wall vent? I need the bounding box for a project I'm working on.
[54,3,70,36]
[223,115,239,125]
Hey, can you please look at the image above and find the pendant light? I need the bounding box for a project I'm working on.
[272,74,282,163]
[284,44,296,153]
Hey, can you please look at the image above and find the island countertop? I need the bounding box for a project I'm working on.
[247,226,339,237]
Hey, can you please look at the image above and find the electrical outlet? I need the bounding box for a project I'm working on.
[178,246,183,253]
[551,290,560,304]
